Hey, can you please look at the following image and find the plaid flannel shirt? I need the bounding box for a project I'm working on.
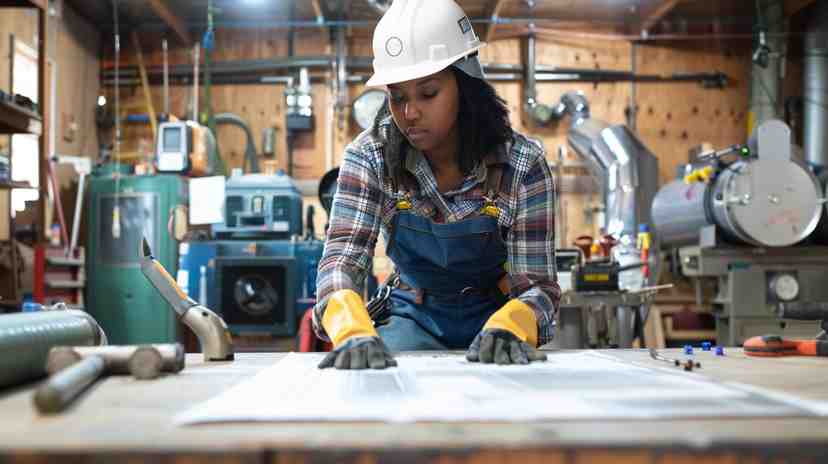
[313,117,560,346]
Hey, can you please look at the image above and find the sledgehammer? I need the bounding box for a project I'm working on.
[34,344,184,414]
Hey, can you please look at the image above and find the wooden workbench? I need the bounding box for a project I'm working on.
[1,349,827,463]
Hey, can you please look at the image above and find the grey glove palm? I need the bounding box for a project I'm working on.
[466,329,547,365]
[318,336,398,370]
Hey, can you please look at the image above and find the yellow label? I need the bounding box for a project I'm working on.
[396,199,412,210]
[584,274,610,282]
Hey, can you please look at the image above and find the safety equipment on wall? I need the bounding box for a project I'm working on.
[352,89,387,130]
[366,0,486,87]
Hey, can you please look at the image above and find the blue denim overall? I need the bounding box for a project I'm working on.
[377,168,508,351]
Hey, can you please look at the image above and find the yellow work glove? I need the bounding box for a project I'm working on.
[466,299,547,365]
[318,289,396,370]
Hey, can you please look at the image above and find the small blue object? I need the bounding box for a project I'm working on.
[202,30,215,51]
[715,346,725,356]
[684,345,693,355]
[702,341,712,351]
[639,224,650,232]
[21,301,42,312]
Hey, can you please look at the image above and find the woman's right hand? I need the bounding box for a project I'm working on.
[318,289,397,369]
[317,336,397,369]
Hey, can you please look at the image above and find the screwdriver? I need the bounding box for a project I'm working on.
[743,335,828,357]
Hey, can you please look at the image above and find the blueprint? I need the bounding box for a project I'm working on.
[176,351,822,424]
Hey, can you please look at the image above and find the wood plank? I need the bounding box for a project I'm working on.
[637,0,684,34]
[131,31,158,141]
[785,0,818,17]
[485,0,509,43]
[145,0,191,46]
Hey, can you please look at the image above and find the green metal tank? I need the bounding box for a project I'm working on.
[85,172,187,344]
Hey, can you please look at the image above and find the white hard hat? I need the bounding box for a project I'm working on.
[366,0,487,87]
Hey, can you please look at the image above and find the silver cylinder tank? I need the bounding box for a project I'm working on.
[653,157,822,247]
[651,180,710,247]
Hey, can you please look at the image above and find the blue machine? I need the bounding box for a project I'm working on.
[178,172,322,336]
[212,172,303,240]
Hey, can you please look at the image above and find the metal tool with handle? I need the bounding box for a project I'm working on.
[744,335,828,357]
[140,238,234,361]
[33,355,106,414]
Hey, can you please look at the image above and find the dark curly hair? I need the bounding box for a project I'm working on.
[372,65,513,174]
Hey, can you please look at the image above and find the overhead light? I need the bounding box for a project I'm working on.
[366,0,393,14]
[97,95,107,107]
[352,89,386,130]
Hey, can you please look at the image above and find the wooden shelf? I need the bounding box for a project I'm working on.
[0,181,32,190]
[0,0,46,9]
[0,99,42,135]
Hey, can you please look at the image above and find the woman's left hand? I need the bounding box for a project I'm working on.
[465,329,547,365]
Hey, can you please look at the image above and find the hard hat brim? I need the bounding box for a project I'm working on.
[365,43,486,87]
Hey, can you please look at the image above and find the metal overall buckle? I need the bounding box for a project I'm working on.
[367,273,399,326]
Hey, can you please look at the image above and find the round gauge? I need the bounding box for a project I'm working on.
[770,273,799,302]
[352,89,387,130]
[285,94,297,107]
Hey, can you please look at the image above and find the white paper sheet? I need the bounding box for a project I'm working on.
[176,351,821,425]
[188,176,225,225]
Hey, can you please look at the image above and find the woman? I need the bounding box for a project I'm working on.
[314,0,559,369]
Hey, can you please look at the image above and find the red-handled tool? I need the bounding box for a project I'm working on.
[743,335,828,357]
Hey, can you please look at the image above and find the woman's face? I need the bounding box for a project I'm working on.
[386,68,459,153]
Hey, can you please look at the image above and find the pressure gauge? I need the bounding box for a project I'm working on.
[770,273,799,302]
[352,89,387,130]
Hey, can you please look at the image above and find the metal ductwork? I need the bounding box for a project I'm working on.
[555,92,659,242]
[804,1,828,169]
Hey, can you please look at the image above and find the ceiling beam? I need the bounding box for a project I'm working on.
[636,0,684,34]
[146,0,190,45]
[485,0,509,43]
[785,0,818,17]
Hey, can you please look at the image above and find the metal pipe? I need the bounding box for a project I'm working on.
[193,42,200,121]
[103,70,728,88]
[162,38,169,115]
[749,0,785,133]
[524,34,537,107]
[0,310,104,389]
[336,23,348,129]
[124,15,755,31]
[804,1,828,168]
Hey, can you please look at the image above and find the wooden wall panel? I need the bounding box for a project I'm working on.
[635,41,751,184]
[53,5,101,158]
